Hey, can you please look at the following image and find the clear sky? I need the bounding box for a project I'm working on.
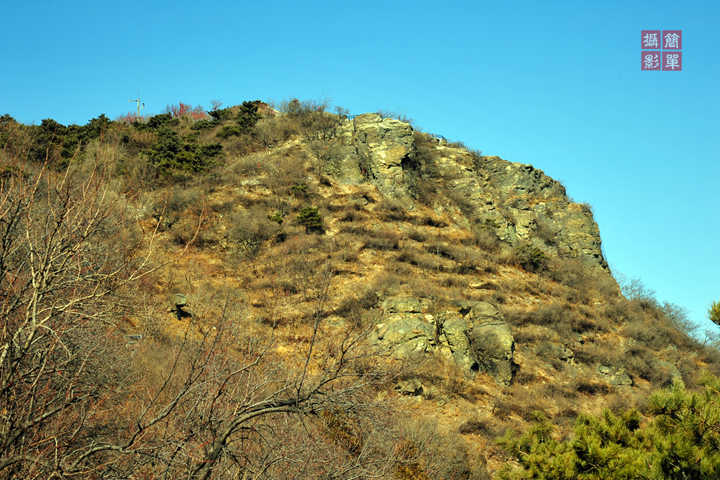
[1,0,718,331]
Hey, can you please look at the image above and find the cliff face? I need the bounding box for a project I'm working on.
[332,113,609,275]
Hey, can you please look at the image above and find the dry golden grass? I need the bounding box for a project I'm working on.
[86,111,717,479]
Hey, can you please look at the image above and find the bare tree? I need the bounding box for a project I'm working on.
[0,134,164,476]
[0,132,401,478]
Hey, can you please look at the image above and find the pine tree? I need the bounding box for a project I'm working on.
[708,301,720,326]
[297,206,323,233]
[497,374,720,479]
[647,372,720,479]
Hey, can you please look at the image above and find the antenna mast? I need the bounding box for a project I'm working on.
[128,93,145,121]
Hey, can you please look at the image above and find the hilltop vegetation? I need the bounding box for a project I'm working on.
[1,98,719,479]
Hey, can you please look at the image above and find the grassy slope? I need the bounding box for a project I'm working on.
[4,102,720,478]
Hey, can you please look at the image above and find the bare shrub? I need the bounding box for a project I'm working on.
[254,116,294,150]
[264,154,308,196]
[395,417,487,480]
[227,206,279,256]
[377,197,408,221]
[225,150,271,178]
[396,248,443,271]
[0,152,173,478]
[492,390,548,422]
[547,257,595,290]
[471,226,501,252]
[307,138,342,175]
[362,229,401,251]
[459,417,501,439]
[571,372,614,396]
[624,345,674,388]
[573,341,623,369]
[534,217,559,246]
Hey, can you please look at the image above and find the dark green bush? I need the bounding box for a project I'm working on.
[235,100,262,134]
[137,113,179,130]
[190,119,217,131]
[290,182,308,196]
[208,107,232,121]
[142,128,223,175]
[297,207,323,232]
[216,125,244,139]
[267,211,284,224]
[21,114,116,167]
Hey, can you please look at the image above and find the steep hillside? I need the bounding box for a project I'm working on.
[1,100,718,479]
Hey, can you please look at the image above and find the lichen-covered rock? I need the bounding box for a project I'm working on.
[372,297,516,386]
[445,300,516,386]
[374,313,435,359]
[382,296,423,314]
[335,114,416,205]
[439,315,479,376]
[329,112,614,277]
[330,115,611,276]
[469,317,517,387]
[596,365,633,386]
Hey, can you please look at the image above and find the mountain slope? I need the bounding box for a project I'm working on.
[1,101,718,479]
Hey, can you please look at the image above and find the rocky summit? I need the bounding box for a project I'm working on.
[333,113,608,275]
[2,101,717,479]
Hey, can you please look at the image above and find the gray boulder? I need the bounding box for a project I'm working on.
[372,297,516,386]
[469,318,517,387]
[168,293,193,320]
[596,365,633,386]
[446,301,517,386]
[382,296,423,314]
[374,313,435,359]
[171,293,187,308]
[440,315,480,376]
[396,378,424,396]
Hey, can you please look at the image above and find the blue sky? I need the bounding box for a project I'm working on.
[1,0,718,331]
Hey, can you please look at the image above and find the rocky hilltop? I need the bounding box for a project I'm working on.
[2,102,717,479]
[334,113,608,274]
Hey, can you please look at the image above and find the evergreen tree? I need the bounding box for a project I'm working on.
[647,372,720,479]
[497,373,720,479]
[297,206,323,233]
[708,301,720,326]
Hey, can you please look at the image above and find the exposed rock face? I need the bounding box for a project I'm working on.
[335,114,415,205]
[374,297,435,359]
[658,361,684,387]
[466,303,517,387]
[373,297,517,386]
[441,315,478,376]
[596,365,633,386]
[331,116,610,274]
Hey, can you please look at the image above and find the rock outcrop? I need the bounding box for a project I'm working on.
[372,296,517,386]
[334,114,415,206]
[464,302,517,387]
[331,117,610,275]
[373,297,435,359]
[596,365,633,387]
